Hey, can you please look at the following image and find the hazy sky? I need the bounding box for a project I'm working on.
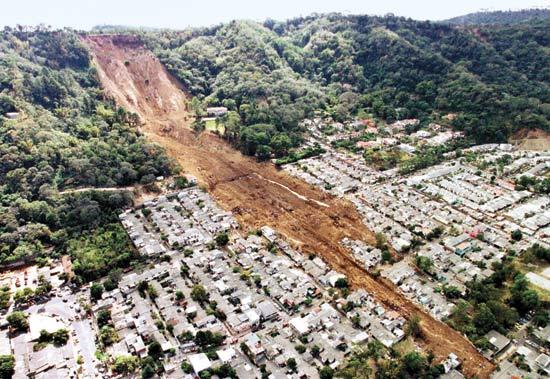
[1,0,548,29]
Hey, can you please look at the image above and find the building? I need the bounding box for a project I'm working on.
[485,330,511,357]
[4,112,19,119]
[256,300,279,321]
[535,353,550,375]
[188,353,212,374]
[243,333,266,365]
[289,316,310,336]
[206,107,228,117]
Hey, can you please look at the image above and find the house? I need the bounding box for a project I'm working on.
[256,300,279,322]
[188,353,212,374]
[444,234,473,257]
[206,107,228,117]
[485,330,510,357]
[125,333,147,358]
[412,130,432,139]
[328,272,347,287]
[535,353,550,375]
[397,144,416,154]
[217,347,237,365]
[28,313,65,341]
[442,353,461,373]
[243,333,266,364]
[289,316,310,336]
[4,112,19,119]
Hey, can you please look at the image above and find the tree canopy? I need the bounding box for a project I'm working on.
[0,28,176,275]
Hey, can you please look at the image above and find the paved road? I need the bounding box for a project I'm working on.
[73,318,97,377]
[11,333,28,379]
[59,186,134,195]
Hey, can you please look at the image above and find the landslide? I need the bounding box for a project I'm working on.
[83,34,495,378]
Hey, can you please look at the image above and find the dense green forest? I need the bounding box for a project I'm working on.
[0,28,176,278]
[443,8,550,25]
[140,14,549,158]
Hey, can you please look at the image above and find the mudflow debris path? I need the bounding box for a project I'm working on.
[83,34,495,378]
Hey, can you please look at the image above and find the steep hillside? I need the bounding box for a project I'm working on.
[142,14,549,147]
[444,8,550,25]
[0,29,175,278]
[84,35,189,125]
[84,34,495,378]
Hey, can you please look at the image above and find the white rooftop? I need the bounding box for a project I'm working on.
[188,353,212,373]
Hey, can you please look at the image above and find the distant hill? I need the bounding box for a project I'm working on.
[91,24,172,33]
[143,13,549,145]
[443,8,550,25]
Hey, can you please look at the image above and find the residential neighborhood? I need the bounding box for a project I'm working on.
[1,119,548,378]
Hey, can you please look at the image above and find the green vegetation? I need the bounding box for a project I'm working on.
[405,314,422,338]
[143,14,548,155]
[398,140,471,174]
[319,366,334,379]
[12,276,52,306]
[446,252,548,347]
[444,8,550,25]
[274,145,326,165]
[286,357,297,372]
[6,311,28,332]
[441,285,462,299]
[96,309,112,327]
[90,282,104,300]
[113,355,139,375]
[174,175,194,189]
[204,117,225,134]
[515,175,550,194]
[215,232,229,247]
[147,339,163,359]
[335,277,349,289]
[191,284,209,304]
[0,286,10,310]
[511,229,523,241]
[194,330,226,351]
[67,223,139,282]
[522,244,550,264]
[414,255,434,275]
[0,355,15,379]
[35,328,70,350]
[99,325,118,346]
[0,28,176,276]
[337,341,444,379]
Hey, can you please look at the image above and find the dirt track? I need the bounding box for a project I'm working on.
[84,34,495,378]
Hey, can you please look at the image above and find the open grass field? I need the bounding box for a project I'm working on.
[204,117,225,135]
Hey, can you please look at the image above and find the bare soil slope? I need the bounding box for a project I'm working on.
[84,34,494,378]
[511,128,550,151]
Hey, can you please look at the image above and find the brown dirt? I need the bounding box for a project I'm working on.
[83,34,495,378]
[510,128,550,151]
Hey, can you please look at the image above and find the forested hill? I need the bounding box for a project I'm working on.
[443,8,550,25]
[142,13,549,148]
[0,28,176,277]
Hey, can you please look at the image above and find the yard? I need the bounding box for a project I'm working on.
[204,118,225,135]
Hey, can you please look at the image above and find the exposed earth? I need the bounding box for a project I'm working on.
[84,34,495,378]
[511,128,550,151]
